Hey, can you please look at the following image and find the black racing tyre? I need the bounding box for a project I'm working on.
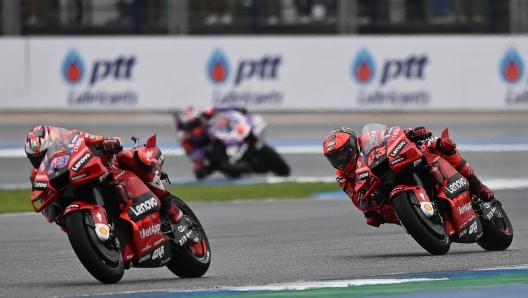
[166,197,211,278]
[259,145,290,177]
[477,204,513,251]
[64,211,124,284]
[392,192,451,255]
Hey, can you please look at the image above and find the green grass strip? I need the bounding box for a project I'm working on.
[187,273,528,298]
[0,182,340,214]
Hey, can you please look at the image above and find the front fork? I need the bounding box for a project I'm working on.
[390,171,444,226]
[63,187,118,247]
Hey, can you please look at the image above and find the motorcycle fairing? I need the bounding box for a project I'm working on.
[209,111,252,144]
[422,153,480,238]
[110,171,161,222]
[133,241,172,268]
[353,157,400,224]
[451,214,483,243]
[68,138,107,186]
[122,212,172,268]
[385,126,423,173]
[31,136,105,216]
[354,156,382,205]
[109,169,169,265]
[31,186,58,215]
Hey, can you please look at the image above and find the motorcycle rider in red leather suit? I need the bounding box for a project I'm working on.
[322,126,495,228]
[25,125,183,224]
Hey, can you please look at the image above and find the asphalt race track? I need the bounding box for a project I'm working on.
[0,112,527,297]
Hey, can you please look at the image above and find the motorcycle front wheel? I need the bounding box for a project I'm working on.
[392,192,451,255]
[166,197,211,278]
[65,211,124,284]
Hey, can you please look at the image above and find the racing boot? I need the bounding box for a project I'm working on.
[364,209,383,228]
[159,192,184,223]
[366,217,382,228]
[433,137,495,202]
[458,162,495,202]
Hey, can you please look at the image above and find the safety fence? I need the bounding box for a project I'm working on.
[3,0,527,36]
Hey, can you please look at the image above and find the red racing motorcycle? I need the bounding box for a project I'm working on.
[355,123,513,255]
[30,131,210,283]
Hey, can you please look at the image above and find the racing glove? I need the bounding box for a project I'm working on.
[101,137,123,153]
[434,137,457,155]
[405,126,432,143]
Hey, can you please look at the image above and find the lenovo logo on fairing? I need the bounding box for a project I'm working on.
[72,153,91,172]
[446,177,467,195]
[130,197,158,217]
[389,140,407,157]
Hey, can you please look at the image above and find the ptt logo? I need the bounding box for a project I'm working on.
[351,49,376,84]
[207,49,231,85]
[499,47,524,84]
[206,49,281,86]
[351,48,428,86]
[61,49,136,86]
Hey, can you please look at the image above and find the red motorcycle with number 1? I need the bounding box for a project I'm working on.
[355,123,513,255]
[30,129,210,283]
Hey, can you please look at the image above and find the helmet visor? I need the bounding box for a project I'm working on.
[325,141,356,170]
[28,151,46,169]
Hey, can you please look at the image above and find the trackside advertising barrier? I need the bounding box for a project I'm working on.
[1,36,528,112]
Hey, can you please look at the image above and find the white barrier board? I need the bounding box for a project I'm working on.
[1,36,528,112]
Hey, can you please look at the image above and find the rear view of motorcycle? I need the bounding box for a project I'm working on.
[206,110,290,178]
[30,132,210,283]
[354,123,513,255]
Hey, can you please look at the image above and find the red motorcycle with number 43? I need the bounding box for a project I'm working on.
[355,123,513,255]
[30,130,211,283]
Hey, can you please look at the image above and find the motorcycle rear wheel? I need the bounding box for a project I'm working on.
[166,197,211,278]
[258,145,290,176]
[392,192,451,255]
[477,204,513,251]
[65,211,124,284]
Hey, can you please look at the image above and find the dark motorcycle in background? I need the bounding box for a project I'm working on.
[30,131,211,283]
[355,123,513,255]
[204,110,290,179]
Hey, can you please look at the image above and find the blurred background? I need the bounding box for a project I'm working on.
[0,0,524,36]
[2,0,527,36]
[2,0,528,185]
[1,0,528,114]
